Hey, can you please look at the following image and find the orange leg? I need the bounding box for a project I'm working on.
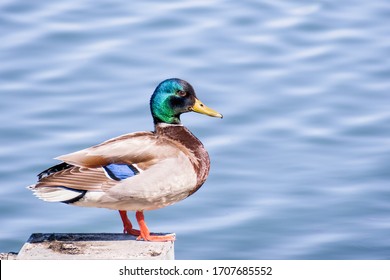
[119,210,140,236]
[135,211,175,242]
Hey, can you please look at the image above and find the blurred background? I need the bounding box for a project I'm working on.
[1,0,390,259]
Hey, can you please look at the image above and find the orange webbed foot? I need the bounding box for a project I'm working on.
[136,233,176,242]
[135,211,176,242]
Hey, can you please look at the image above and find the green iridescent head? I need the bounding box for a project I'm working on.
[150,78,222,124]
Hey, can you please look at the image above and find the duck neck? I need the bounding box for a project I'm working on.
[154,123,202,152]
[154,122,186,138]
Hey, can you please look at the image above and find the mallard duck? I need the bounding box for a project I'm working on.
[28,78,222,242]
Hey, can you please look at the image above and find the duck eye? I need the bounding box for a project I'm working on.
[178,90,187,97]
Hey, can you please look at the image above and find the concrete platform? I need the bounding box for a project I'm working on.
[0,252,18,260]
[15,233,174,260]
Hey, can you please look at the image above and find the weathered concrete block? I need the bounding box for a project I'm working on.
[0,252,18,260]
[17,233,174,260]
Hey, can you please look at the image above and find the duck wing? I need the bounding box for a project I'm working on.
[56,132,161,168]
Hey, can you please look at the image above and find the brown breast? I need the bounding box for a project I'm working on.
[155,124,210,194]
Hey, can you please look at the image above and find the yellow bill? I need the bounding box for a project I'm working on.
[191,98,223,118]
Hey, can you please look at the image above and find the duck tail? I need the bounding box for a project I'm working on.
[27,184,86,204]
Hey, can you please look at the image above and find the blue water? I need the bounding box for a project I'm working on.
[1,0,390,259]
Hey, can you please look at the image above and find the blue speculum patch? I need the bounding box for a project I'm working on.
[103,163,138,181]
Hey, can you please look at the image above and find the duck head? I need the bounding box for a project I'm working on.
[150,78,223,125]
